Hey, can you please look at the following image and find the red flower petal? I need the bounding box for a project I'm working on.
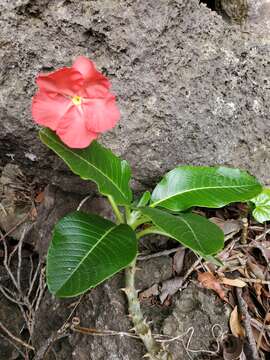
[56,106,99,148]
[81,84,111,99]
[82,94,120,133]
[72,56,110,88]
[32,91,71,130]
[36,67,83,96]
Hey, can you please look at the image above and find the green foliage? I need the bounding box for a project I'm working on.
[40,130,265,296]
[140,207,224,255]
[150,166,262,211]
[137,191,151,207]
[40,129,132,205]
[46,211,137,297]
[251,188,270,223]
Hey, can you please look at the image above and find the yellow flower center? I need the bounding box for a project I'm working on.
[72,95,82,106]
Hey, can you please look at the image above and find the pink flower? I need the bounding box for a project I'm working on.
[32,56,120,148]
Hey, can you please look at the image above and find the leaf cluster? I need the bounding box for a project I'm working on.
[40,129,264,297]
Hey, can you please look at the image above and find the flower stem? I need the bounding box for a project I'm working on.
[136,226,159,239]
[124,259,172,359]
[123,230,172,359]
[107,195,124,224]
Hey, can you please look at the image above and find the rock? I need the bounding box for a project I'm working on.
[32,276,146,360]
[218,0,270,31]
[0,0,269,196]
[28,184,115,256]
[163,284,230,359]
[32,275,229,359]
[136,257,173,290]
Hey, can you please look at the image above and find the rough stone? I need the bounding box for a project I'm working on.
[28,184,116,256]
[0,0,269,196]
[0,294,25,360]
[31,278,229,359]
[162,284,230,359]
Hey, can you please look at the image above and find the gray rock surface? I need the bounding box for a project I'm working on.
[31,271,228,360]
[0,2,268,358]
[163,284,230,359]
[0,0,269,195]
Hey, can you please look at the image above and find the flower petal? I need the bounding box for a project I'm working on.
[79,84,110,99]
[72,56,110,88]
[56,106,98,148]
[36,67,83,96]
[32,91,71,130]
[82,94,120,133]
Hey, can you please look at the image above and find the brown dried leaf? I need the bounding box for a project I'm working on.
[159,277,183,303]
[198,272,226,300]
[210,217,241,236]
[230,306,245,338]
[246,259,265,280]
[139,284,159,300]
[172,248,185,275]
[220,277,246,288]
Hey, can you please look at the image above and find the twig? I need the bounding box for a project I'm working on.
[236,288,259,360]
[238,277,270,285]
[71,320,192,343]
[17,228,26,293]
[255,228,270,241]
[33,329,69,360]
[76,195,92,211]
[257,308,269,350]
[182,257,202,284]
[1,225,45,341]
[0,321,35,351]
[0,285,25,306]
[3,239,19,291]
[33,296,84,360]
[137,247,182,261]
[71,323,139,339]
[33,267,46,312]
[0,332,26,358]
[0,212,30,243]
[28,260,42,298]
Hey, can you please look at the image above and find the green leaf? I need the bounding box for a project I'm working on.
[46,211,137,297]
[140,207,224,255]
[151,166,262,211]
[137,191,151,207]
[251,189,270,223]
[197,253,224,267]
[128,191,151,228]
[40,128,132,205]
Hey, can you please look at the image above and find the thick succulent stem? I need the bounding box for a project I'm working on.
[108,198,172,358]
[124,259,172,360]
